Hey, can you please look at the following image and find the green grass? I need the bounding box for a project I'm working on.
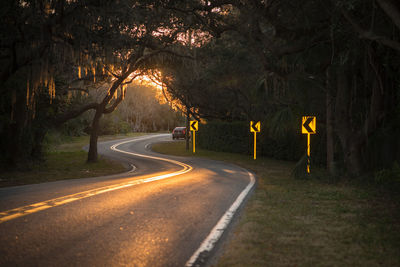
[47,132,146,152]
[152,141,400,267]
[0,133,146,187]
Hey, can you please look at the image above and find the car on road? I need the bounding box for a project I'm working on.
[172,127,189,140]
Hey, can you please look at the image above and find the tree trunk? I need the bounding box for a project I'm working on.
[185,108,190,151]
[86,68,127,162]
[8,122,20,168]
[335,68,365,177]
[8,89,27,168]
[337,134,365,177]
[87,107,102,163]
[31,127,47,160]
[345,138,364,176]
[326,67,335,175]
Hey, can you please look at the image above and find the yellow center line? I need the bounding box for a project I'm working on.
[54,198,79,206]
[26,205,52,214]
[30,202,46,207]
[0,137,192,224]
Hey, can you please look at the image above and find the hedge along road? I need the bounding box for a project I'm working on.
[0,134,255,266]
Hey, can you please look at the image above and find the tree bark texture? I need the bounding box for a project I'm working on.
[87,106,102,163]
[325,67,335,175]
[335,68,365,176]
[8,89,28,168]
[86,64,130,162]
[186,108,190,151]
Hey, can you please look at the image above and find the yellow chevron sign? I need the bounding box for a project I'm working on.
[250,121,260,133]
[190,120,198,131]
[302,116,316,134]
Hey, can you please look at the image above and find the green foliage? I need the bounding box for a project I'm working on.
[160,32,263,121]
[197,120,326,164]
[61,113,93,137]
[374,162,400,192]
[291,154,309,179]
[259,131,304,161]
[0,72,54,169]
[268,107,296,138]
[98,115,131,135]
[0,0,207,168]
[0,146,126,187]
[197,121,250,154]
[1,0,399,177]
[364,101,400,172]
[113,84,183,133]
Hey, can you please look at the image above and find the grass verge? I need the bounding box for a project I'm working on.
[152,141,400,266]
[0,133,146,187]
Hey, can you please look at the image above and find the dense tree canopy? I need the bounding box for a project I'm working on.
[0,0,220,166]
[1,0,399,178]
[155,0,400,177]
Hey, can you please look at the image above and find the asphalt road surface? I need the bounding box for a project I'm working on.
[0,134,255,267]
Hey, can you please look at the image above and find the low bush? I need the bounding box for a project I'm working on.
[197,120,325,164]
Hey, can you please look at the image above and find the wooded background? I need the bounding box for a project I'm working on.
[1,0,399,184]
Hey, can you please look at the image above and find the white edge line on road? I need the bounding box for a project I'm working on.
[0,134,192,224]
[185,171,256,267]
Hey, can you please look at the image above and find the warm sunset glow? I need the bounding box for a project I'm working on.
[137,75,163,90]
[176,29,212,48]
[129,70,164,91]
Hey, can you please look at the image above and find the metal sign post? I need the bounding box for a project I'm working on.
[307,133,311,173]
[250,121,261,160]
[190,120,198,153]
[193,131,195,153]
[253,131,257,160]
[302,116,316,173]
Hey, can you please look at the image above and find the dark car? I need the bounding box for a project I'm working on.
[172,127,189,140]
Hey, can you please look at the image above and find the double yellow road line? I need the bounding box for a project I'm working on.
[0,137,192,224]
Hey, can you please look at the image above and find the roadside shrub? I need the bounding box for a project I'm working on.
[291,154,309,179]
[98,115,131,135]
[374,162,400,192]
[197,121,250,154]
[197,120,326,164]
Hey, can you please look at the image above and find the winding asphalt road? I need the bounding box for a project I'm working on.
[0,134,255,266]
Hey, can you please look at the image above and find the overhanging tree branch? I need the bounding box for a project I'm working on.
[341,8,400,52]
[53,102,98,126]
[376,0,400,31]
[104,95,124,114]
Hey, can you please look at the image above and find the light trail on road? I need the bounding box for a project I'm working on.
[0,136,192,224]
[0,134,256,266]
